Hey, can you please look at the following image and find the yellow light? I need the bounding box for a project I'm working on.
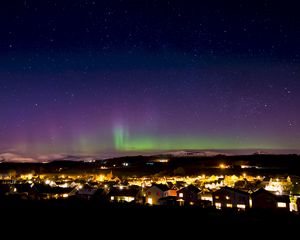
[226,204,233,208]
[63,194,69,198]
[220,164,225,169]
[97,175,105,182]
[237,204,246,209]
[155,159,169,163]
[277,202,287,208]
[215,203,221,209]
[231,175,237,180]
[226,196,230,200]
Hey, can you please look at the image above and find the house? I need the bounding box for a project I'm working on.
[0,180,15,185]
[76,184,98,200]
[251,188,290,212]
[212,186,250,210]
[199,191,213,207]
[263,176,293,195]
[10,183,38,200]
[108,187,140,203]
[158,196,178,206]
[177,185,200,206]
[234,179,260,193]
[145,184,171,205]
[34,184,76,199]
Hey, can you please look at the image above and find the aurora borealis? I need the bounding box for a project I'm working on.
[0,1,300,160]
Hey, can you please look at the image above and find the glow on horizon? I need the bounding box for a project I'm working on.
[6,125,299,155]
[111,124,285,152]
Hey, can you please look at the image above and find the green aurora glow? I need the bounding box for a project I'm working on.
[112,126,285,152]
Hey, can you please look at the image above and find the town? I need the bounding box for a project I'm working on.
[1,155,300,214]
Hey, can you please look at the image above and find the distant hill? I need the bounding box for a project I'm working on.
[164,150,229,157]
[1,149,300,163]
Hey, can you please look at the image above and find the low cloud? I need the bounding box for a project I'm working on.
[37,153,68,162]
[0,153,37,163]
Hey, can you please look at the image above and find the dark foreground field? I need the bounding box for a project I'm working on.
[0,199,299,237]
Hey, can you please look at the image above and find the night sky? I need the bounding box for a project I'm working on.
[0,0,300,160]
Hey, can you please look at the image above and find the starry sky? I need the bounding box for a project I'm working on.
[0,0,300,159]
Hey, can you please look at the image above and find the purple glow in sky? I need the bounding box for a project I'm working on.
[0,1,299,160]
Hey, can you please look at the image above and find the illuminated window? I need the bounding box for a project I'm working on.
[179,193,184,198]
[215,196,219,199]
[148,198,153,205]
[226,204,233,208]
[124,197,134,202]
[277,202,287,208]
[111,196,114,201]
[215,203,221,209]
[237,204,246,209]
[201,196,213,202]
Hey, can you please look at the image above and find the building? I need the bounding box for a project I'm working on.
[145,184,171,205]
[212,186,250,210]
[10,183,38,200]
[76,185,98,200]
[108,187,140,203]
[158,196,178,206]
[199,191,213,207]
[34,184,76,200]
[251,188,290,212]
[177,185,200,206]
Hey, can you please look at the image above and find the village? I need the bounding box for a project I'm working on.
[1,162,300,214]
